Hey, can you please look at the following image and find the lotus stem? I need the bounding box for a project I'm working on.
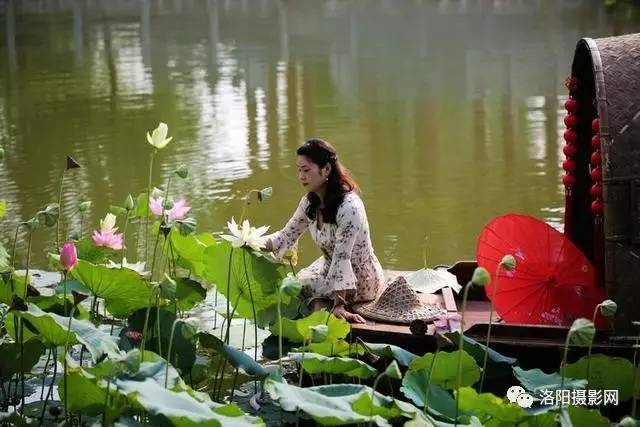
[18,232,33,415]
[10,223,20,270]
[632,333,639,418]
[368,373,384,427]
[23,232,33,299]
[63,270,68,316]
[242,250,259,393]
[40,349,52,400]
[121,210,130,268]
[479,265,501,393]
[40,348,57,425]
[454,281,473,427]
[79,213,84,240]
[144,149,157,264]
[102,378,111,426]
[424,344,439,414]
[63,306,76,422]
[156,294,162,358]
[140,291,155,362]
[586,303,604,390]
[225,248,234,343]
[56,169,66,252]
[559,329,572,411]
[278,292,283,371]
[165,319,180,387]
[298,338,309,387]
[288,259,297,276]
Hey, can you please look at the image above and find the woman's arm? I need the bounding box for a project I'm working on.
[264,196,310,259]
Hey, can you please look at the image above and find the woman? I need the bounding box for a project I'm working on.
[265,139,385,323]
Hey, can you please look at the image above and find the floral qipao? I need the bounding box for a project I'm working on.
[267,192,385,304]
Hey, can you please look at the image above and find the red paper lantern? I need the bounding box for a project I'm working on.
[591,151,602,166]
[591,199,604,215]
[591,135,601,149]
[564,129,578,144]
[592,118,600,133]
[564,114,578,128]
[563,144,577,157]
[562,174,576,187]
[564,98,579,113]
[591,184,603,198]
[591,166,603,182]
[563,159,576,172]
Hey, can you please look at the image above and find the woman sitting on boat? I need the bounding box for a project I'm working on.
[264,138,385,324]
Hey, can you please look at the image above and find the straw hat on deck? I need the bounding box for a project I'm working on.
[352,276,446,324]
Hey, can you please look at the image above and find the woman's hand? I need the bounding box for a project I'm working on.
[263,239,273,252]
[332,305,366,324]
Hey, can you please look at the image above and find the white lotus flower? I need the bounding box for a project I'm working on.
[220,217,270,251]
[146,122,173,150]
[107,257,149,277]
[100,213,118,233]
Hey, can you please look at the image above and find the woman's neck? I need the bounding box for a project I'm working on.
[314,185,327,206]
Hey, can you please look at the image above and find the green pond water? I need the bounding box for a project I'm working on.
[1,0,640,270]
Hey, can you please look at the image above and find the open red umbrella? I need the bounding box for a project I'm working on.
[476,214,605,326]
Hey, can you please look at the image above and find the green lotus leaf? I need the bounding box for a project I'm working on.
[359,342,418,367]
[456,387,527,426]
[199,332,268,378]
[168,232,216,280]
[264,379,428,426]
[562,354,639,401]
[409,350,480,390]
[10,303,119,362]
[400,368,458,421]
[513,366,586,393]
[288,352,377,379]
[203,243,299,327]
[563,406,610,427]
[0,339,45,379]
[270,309,350,343]
[71,258,154,318]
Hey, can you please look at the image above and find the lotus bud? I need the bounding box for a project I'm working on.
[78,201,91,213]
[568,318,596,346]
[309,324,329,343]
[59,242,78,271]
[383,360,402,380]
[471,267,491,287]
[0,146,4,161]
[175,164,189,179]
[72,290,89,305]
[163,199,174,211]
[500,254,516,272]
[279,274,301,297]
[258,187,273,202]
[66,155,81,170]
[599,299,617,318]
[124,194,135,211]
[146,122,173,150]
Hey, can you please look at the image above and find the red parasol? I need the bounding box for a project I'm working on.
[476,214,605,326]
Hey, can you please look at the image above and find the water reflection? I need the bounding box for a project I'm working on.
[1,0,640,270]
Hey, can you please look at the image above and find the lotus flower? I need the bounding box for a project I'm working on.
[220,217,270,251]
[100,213,118,233]
[92,229,123,250]
[59,242,78,271]
[149,195,191,221]
[107,258,149,277]
[147,122,173,150]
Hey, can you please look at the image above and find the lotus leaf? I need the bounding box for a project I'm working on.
[288,352,377,378]
[360,342,418,367]
[456,387,527,426]
[513,366,586,393]
[264,379,428,426]
[71,259,154,318]
[199,333,268,378]
[11,303,119,361]
[409,350,480,390]
[203,243,299,327]
[562,354,638,400]
[270,309,350,343]
[400,368,458,421]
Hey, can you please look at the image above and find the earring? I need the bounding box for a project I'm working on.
[325,177,329,182]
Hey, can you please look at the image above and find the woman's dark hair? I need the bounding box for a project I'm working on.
[296,138,360,224]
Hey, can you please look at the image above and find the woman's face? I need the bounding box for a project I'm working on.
[297,155,329,193]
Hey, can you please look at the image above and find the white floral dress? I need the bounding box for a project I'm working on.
[267,192,385,304]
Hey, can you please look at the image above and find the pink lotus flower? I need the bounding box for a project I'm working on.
[148,195,191,221]
[59,242,78,271]
[92,229,124,250]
